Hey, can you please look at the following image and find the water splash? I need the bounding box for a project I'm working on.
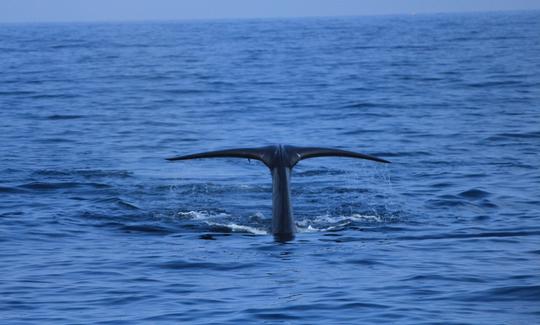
[172,209,392,235]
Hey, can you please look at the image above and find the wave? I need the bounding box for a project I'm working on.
[18,181,110,190]
[458,188,491,199]
[121,224,174,235]
[462,285,540,302]
[465,80,525,88]
[340,102,383,109]
[158,259,255,271]
[46,114,86,120]
[96,197,140,210]
[31,169,132,179]
[397,230,540,241]
[0,186,28,193]
[485,131,540,142]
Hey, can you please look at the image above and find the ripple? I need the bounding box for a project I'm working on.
[341,102,383,109]
[297,213,387,233]
[344,258,387,266]
[0,186,28,193]
[465,80,524,88]
[397,230,540,241]
[45,114,86,120]
[96,197,140,210]
[458,188,491,200]
[158,260,255,271]
[485,131,540,142]
[402,274,485,283]
[18,182,110,190]
[0,90,36,96]
[295,168,348,177]
[121,224,175,235]
[464,285,540,302]
[31,169,132,178]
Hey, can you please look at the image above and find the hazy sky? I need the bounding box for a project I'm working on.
[1,0,539,23]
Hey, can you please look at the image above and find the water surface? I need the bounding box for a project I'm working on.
[1,11,539,324]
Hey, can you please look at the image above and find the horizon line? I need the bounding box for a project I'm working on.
[1,8,538,25]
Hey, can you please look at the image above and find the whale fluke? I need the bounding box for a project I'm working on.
[166,146,274,167]
[167,145,389,241]
[289,146,390,165]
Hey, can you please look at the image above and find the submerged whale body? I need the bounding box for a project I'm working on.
[167,145,389,241]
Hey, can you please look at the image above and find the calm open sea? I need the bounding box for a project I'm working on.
[1,11,539,324]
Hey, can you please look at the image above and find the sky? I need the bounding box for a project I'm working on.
[1,0,540,23]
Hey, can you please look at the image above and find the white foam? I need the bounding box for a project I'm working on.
[297,213,382,227]
[226,223,268,235]
[176,210,230,220]
[299,225,321,233]
[296,213,383,233]
[204,221,268,235]
[176,210,382,235]
[349,213,383,222]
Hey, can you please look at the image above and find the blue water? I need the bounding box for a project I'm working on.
[1,11,540,324]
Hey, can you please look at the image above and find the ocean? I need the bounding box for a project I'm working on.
[1,11,539,324]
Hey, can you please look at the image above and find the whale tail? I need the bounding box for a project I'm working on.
[167,146,274,167]
[167,145,389,241]
[166,145,390,167]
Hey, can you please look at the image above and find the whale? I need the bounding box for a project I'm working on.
[167,145,389,241]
